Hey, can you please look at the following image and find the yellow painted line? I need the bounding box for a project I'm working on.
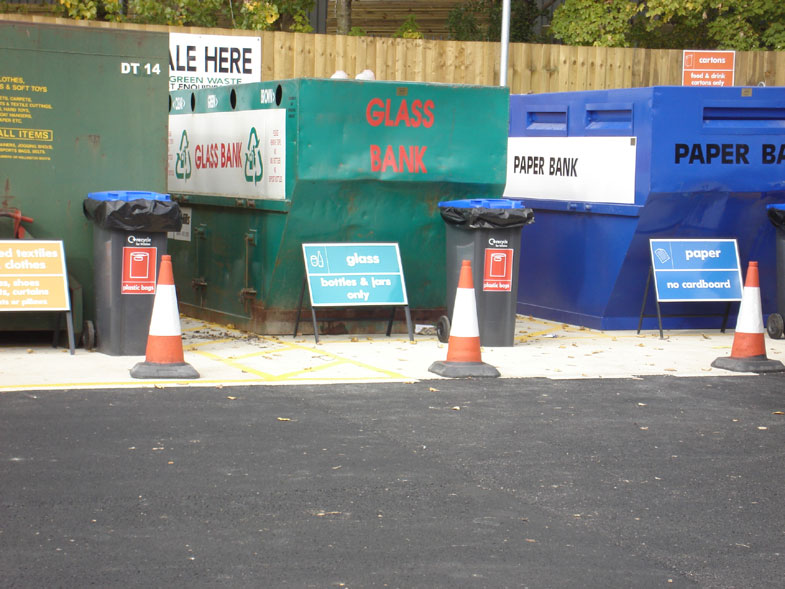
[201,334,410,380]
[183,338,236,350]
[193,349,276,379]
[270,360,354,381]
[193,340,407,381]
[0,374,414,392]
[276,339,408,379]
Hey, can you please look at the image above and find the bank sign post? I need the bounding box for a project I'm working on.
[641,238,743,337]
[298,243,413,342]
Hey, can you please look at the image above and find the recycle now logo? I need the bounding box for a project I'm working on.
[175,130,192,180]
[244,127,264,184]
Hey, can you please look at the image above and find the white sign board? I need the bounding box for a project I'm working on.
[168,109,286,199]
[169,33,261,91]
[503,136,637,204]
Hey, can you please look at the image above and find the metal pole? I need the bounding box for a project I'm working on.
[500,0,511,86]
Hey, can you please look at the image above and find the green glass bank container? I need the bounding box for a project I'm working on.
[167,78,509,335]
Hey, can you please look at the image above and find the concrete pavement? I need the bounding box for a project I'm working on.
[2,315,783,391]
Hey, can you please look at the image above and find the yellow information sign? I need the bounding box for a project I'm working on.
[0,240,70,311]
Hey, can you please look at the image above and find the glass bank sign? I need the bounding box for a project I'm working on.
[168,104,286,200]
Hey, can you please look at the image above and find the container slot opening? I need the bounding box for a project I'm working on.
[525,108,567,132]
[703,107,785,130]
[585,104,633,133]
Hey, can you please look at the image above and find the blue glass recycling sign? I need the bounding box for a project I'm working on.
[302,243,408,307]
[649,239,743,302]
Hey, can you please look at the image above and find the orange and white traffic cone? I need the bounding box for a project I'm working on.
[130,255,199,379]
[429,259,500,378]
[712,261,784,373]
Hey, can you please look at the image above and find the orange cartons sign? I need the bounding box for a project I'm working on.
[682,50,735,87]
[0,240,70,311]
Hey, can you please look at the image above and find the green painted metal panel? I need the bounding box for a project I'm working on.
[167,78,509,333]
[0,21,168,331]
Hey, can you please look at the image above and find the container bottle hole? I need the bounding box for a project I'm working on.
[276,85,282,106]
[168,95,172,113]
[190,93,196,111]
[230,89,237,109]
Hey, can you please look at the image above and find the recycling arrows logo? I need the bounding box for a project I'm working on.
[244,127,264,184]
[175,130,192,180]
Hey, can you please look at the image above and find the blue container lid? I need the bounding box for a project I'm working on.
[767,204,785,211]
[87,190,170,202]
[438,198,524,209]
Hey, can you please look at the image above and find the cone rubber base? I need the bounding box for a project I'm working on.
[428,360,500,378]
[130,361,200,380]
[711,355,785,374]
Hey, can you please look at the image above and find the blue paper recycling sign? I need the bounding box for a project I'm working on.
[302,243,408,307]
[649,239,743,302]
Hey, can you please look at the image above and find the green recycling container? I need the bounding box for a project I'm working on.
[0,21,169,343]
[167,78,510,335]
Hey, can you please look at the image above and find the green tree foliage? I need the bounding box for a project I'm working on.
[447,0,546,43]
[54,0,315,32]
[547,0,642,47]
[128,0,225,27]
[394,15,424,39]
[550,0,785,50]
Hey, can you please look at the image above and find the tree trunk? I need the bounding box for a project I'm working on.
[336,0,352,34]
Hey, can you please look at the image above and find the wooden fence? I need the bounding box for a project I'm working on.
[324,0,467,39]
[3,15,785,92]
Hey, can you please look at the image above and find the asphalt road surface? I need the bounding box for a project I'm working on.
[3,375,785,588]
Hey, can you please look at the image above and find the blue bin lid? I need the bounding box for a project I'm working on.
[87,190,170,202]
[767,204,785,211]
[438,198,524,209]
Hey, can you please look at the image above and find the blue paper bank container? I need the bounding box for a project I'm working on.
[504,86,785,330]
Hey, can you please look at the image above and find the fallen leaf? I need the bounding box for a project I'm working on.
[429,387,439,392]
[758,426,768,430]
[154,384,165,389]
[26,349,34,354]
[227,396,237,400]
[773,411,784,415]
[451,406,461,411]
[525,538,537,543]
[277,417,291,422]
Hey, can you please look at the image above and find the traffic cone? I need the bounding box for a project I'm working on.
[429,259,500,378]
[130,255,199,379]
[712,261,785,373]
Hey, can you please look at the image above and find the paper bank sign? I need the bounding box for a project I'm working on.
[650,239,743,302]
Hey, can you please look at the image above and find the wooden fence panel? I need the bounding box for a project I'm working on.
[3,15,784,92]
